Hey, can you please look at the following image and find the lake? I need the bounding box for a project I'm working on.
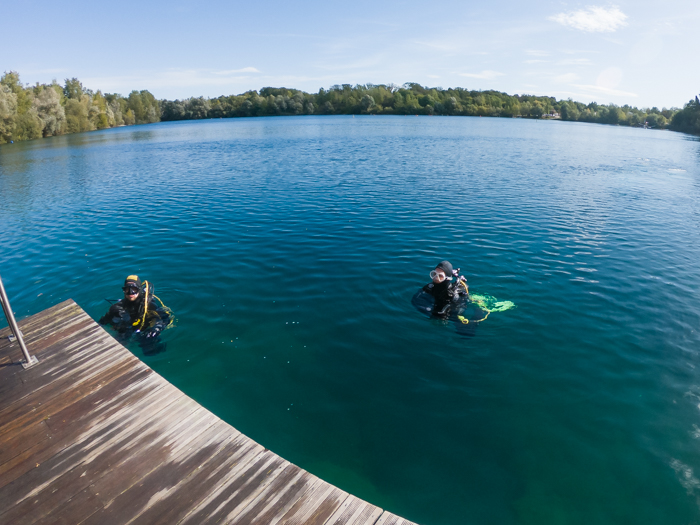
[1,115,700,524]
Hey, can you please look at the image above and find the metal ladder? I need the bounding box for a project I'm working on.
[0,274,38,368]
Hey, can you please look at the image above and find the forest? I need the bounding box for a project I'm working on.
[0,72,159,144]
[1,71,699,144]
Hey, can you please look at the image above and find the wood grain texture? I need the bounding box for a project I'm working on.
[375,512,421,525]
[324,494,384,525]
[0,300,421,525]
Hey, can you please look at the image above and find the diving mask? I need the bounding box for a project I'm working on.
[430,269,447,282]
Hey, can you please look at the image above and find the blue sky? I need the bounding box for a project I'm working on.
[3,0,699,108]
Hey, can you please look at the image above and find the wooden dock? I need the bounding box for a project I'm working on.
[0,300,418,525]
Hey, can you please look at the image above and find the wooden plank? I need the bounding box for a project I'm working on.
[6,326,124,392]
[14,303,87,357]
[24,316,101,362]
[0,370,161,488]
[0,300,78,366]
[80,423,255,525]
[0,374,168,497]
[31,487,104,525]
[0,342,136,424]
[322,494,384,525]
[25,321,116,375]
[178,451,291,525]
[0,419,53,467]
[122,434,265,525]
[41,365,153,436]
[0,326,13,348]
[0,361,149,468]
[0,321,109,404]
[16,300,77,331]
[224,463,315,525]
[276,477,349,525]
[0,362,25,397]
[0,373,166,488]
[4,300,78,347]
[375,512,420,525]
[0,341,133,438]
[17,300,81,335]
[83,403,225,507]
[0,392,202,524]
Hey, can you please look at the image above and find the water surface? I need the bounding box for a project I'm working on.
[1,116,700,524]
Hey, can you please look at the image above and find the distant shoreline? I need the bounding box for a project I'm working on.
[2,72,698,145]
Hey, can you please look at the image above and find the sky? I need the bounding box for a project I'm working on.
[3,0,699,108]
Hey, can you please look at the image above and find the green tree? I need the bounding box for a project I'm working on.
[605,106,624,125]
[0,84,17,143]
[1,72,31,115]
[503,98,520,117]
[670,96,700,134]
[127,90,159,124]
[1,72,691,142]
[123,108,135,125]
[185,97,210,119]
[34,85,66,136]
[360,94,375,112]
[13,109,43,140]
[531,101,544,118]
[63,78,84,100]
[560,100,580,121]
[127,91,145,122]
[65,97,91,133]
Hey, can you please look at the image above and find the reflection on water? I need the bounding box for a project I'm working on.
[1,117,700,524]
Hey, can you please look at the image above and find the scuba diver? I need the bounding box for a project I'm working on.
[412,260,484,336]
[99,275,173,354]
[422,261,469,318]
[412,260,516,336]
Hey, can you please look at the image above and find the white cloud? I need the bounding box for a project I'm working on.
[525,59,548,64]
[458,70,504,80]
[525,49,550,57]
[212,67,260,75]
[549,6,628,33]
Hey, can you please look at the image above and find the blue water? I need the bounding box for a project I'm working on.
[1,116,700,524]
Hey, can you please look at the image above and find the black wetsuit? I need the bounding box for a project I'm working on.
[423,279,463,317]
[99,295,170,337]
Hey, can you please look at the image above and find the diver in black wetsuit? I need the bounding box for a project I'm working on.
[99,275,171,354]
[422,260,469,318]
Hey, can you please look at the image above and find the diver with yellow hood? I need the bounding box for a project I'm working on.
[99,275,173,352]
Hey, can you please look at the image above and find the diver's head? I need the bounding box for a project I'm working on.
[122,275,142,302]
[430,260,453,284]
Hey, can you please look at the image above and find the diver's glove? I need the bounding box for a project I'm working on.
[145,327,162,339]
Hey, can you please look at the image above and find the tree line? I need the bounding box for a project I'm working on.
[1,71,699,145]
[163,83,685,130]
[669,96,700,135]
[0,72,159,144]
